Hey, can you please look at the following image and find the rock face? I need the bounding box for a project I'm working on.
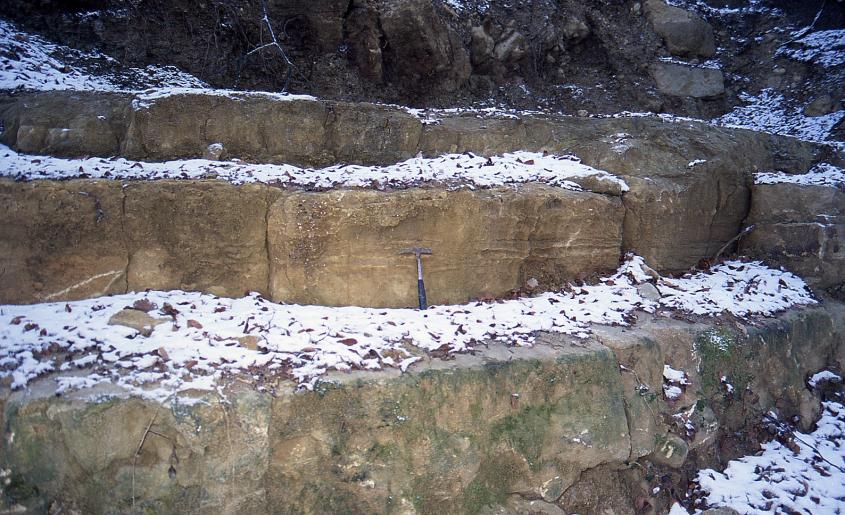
[645,0,716,58]
[0,92,831,304]
[0,180,127,303]
[741,182,845,292]
[0,91,128,157]
[267,185,624,307]
[0,181,623,307]
[651,62,725,98]
[123,181,272,297]
[377,0,471,93]
[1,304,841,513]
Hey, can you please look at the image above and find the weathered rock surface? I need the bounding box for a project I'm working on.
[0,180,127,303]
[0,91,129,157]
[268,185,624,307]
[377,0,471,93]
[741,183,845,291]
[123,181,272,297]
[645,0,716,58]
[0,180,623,307]
[1,303,841,514]
[651,62,725,98]
[0,92,833,304]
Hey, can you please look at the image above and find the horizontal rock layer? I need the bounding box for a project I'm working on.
[1,304,841,513]
[741,182,845,293]
[0,91,834,304]
[0,181,623,307]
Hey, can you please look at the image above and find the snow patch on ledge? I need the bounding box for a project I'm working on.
[0,144,628,192]
[131,88,317,108]
[0,257,815,395]
[693,401,845,514]
[778,29,845,69]
[0,19,206,92]
[755,163,845,188]
[717,89,844,144]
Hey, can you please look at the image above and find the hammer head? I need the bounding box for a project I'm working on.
[399,247,432,256]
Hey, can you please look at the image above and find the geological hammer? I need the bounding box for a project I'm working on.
[399,247,432,310]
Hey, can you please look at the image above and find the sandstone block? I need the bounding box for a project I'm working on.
[0,180,127,303]
[267,185,624,307]
[645,0,716,58]
[123,181,271,297]
[651,62,725,98]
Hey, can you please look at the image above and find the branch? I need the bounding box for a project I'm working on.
[712,224,755,262]
[249,0,296,92]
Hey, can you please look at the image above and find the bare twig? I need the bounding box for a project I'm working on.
[243,0,300,93]
[132,408,159,510]
[785,0,827,45]
[762,412,845,473]
[712,224,755,262]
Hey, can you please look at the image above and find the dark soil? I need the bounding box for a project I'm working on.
[1,0,843,118]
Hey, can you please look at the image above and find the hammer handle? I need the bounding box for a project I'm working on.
[417,279,428,310]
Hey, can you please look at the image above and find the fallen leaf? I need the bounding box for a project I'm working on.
[132,298,157,312]
[161,303,180,318]
[339,338,358,346]
[156,347,170,361]
[187,319,203,329]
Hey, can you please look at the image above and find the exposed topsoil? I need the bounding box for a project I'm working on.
[1,0,843,121]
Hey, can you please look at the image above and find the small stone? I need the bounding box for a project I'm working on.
[648,433,689,468]
[773,67,787,75]
[702,508,741,515]
[539,475,565,502]
[637,282,662,301]
[631,2,642,15]
[803,94,839,117]
[577,109,589,117]
[525,277,539,290]
[203,142,226,161]
[107,308,168,337]
[237,335,261,351]
[562,17,590,42]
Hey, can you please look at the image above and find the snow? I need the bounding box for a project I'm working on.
[664,365,690,385]
[717,89,845,144]
[693,401,845,514]
[131,88,316,108]
[808,370,842,389]
[0,19,206,92]
[0,144,628,192]
[664,364,690,400]
[778,29,845,68]
[658,56,722,70]
[755,163,845,188]
[0,256,816,395]
[656,260,816,318]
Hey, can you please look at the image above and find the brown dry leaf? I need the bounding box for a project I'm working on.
[161,303,180,319]
[187,319,203,329]
[156,347,170,361]
[339,338,358,346]
[132,298,157,312]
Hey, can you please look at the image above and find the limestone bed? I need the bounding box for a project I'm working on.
[0,255,816,394]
